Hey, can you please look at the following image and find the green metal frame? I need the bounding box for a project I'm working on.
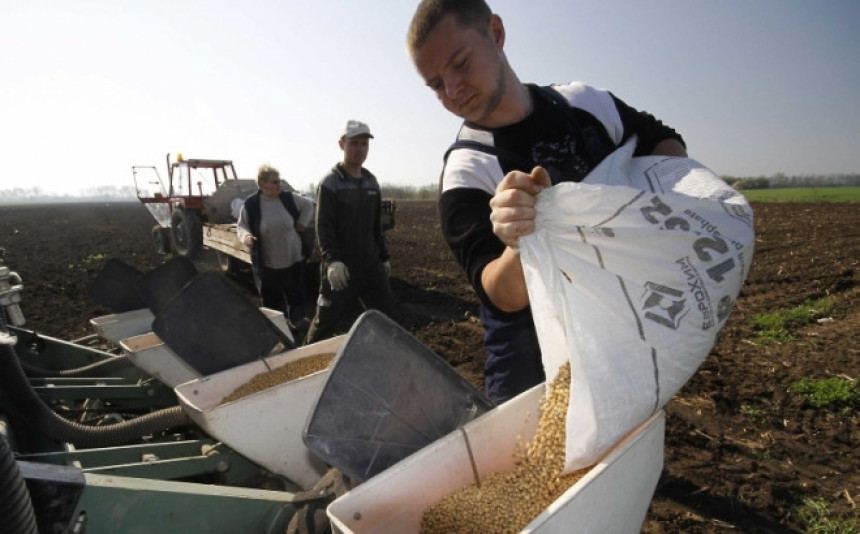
[19,460,298,534]
[71,471,297,533]
[4,319,307,533]
[28,376,177,408]
[17,439,267,485]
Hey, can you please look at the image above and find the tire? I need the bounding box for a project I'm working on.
[216,250,238,274]
[381,199,396,232]
[170,208,203,257]
[152,225,171,254]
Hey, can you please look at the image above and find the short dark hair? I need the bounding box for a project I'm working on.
[407,0,493,54]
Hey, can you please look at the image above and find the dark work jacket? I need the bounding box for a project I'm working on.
[315,163,389,271]
[243,190,301,279]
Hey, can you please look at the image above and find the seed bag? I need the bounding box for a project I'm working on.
[518,138,754,472]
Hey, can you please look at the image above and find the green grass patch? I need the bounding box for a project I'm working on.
[751,448,777,462]
[739,400,781,428]
[788,377,859,410]
[752,298,835,343]
[739,403,767,422]
[796,497,859,533]
[82,253,107,264]
[742,186,860,203]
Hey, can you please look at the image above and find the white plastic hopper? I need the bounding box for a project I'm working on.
[174,335,345,490]
[327,385,665,533]
[90,308,155,345]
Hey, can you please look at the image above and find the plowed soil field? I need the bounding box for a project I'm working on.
[1,200,857,533]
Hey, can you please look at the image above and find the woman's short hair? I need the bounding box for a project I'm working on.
[257,164,280,187]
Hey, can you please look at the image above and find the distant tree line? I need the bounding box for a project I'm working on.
[6,173,857,202]
[2,182,442,203]
[726,173,860,190]
[0,185,138,202]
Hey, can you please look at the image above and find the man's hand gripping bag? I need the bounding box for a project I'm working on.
[519,138,754,472]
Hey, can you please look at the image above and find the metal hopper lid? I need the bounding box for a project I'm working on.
[152,270,294,376]
[303,310,495,483]
[88,258,145,313]
[137,256,199,316]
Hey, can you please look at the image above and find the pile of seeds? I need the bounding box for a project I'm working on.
[220,352,335,404]
[420,362,590,533]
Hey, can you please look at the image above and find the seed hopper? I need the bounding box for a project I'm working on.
[1,250,666,533]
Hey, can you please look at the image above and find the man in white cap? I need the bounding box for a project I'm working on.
[303,120,395,345]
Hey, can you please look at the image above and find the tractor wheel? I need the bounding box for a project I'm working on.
[152,225,171,254]
[170,208,203,257]
[216,250,238,274]
[381,199,396,232]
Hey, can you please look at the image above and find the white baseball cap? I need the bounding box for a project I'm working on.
[341,119,374,140]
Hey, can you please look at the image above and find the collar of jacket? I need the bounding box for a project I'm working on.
[333,162,366,181]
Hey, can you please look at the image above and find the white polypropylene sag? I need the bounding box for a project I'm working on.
[519,137,754,472]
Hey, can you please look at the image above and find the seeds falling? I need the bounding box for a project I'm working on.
[421,362,590,533]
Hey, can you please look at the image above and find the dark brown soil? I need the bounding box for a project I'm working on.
[1,200,857,533]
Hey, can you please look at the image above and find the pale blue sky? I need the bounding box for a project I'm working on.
[1,0,858,195]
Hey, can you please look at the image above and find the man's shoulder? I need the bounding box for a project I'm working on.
[441,146,501,195]
[541,81,624,144]
[538,81,610,107]
[320,165,344,188]
[360,167,379,183]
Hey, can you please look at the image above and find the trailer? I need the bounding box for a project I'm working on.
[203,222,251,273]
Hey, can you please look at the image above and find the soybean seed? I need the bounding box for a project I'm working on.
[220,352,335,404]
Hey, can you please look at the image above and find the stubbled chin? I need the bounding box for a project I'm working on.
[444,103,466,119]
[449,104,482,123]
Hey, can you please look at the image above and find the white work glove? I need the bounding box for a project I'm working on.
[383,260,391,277]
[327,261,350,291]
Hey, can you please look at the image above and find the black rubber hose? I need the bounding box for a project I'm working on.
[9,326,134,378]
[20,353,132,378]
[0,333,190,448]
[0,433,38,534]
